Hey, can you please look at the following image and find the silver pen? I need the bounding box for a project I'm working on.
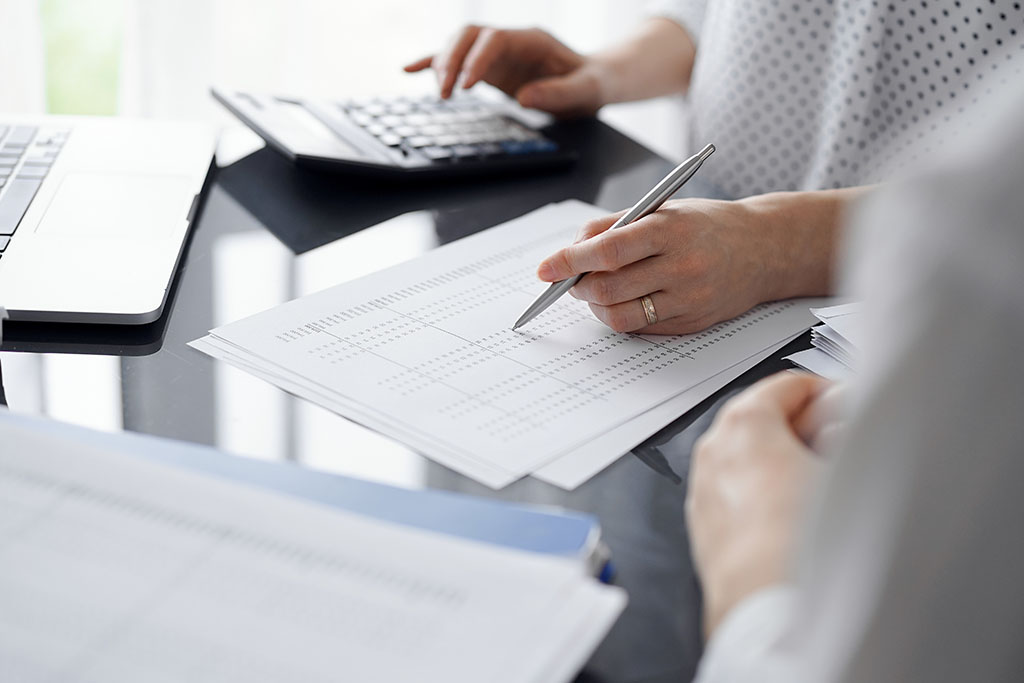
[512,143,716,331]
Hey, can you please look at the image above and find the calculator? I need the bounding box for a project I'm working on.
[213,88,577,179]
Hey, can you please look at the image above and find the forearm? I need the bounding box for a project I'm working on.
[589,17,697,105]
[739,187,872,301]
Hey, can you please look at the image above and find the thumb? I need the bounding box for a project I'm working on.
[743,372,831,422]
[517,71,597,115]
[792,381,846,446]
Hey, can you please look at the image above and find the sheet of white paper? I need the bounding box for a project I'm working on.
[0,415,625,683]
[812,322,856,353]
[810,328,855,368]
[533,335,798,489]
[811,302,864,348]
[193,200,829,489]
[191,335,519,488]
[195,333,799,491]
[785,347,854,382]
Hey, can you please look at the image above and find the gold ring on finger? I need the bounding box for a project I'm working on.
[640,295,658,326]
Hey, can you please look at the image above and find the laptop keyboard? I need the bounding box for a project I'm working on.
[0,126,70,256]
[339,95,559,162]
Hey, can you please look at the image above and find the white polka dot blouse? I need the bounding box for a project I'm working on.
[650,0,1024,197]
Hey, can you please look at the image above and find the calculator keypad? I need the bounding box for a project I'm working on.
[339,96,559,163]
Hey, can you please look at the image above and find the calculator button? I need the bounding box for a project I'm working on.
[405,113,431,126]
[505,127,531,141]
[378,133,403,147]
[349,112,373,127]
[378,114,405,128]
[502,139,559,155]
[406,136,433,148]
[422,146,455,161]
[430,112,458,125]
[475,143,504,157]
[500,141,531,155]
[433,134,460,147]
[451,144,479,158]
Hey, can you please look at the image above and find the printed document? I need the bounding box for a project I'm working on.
[0,415,624,683]
[785,302,861,380]
[193,201,828,488]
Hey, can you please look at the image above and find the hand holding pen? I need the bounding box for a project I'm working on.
[517,141,846,336]
[516,144,728,333]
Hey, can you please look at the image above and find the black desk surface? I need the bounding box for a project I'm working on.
[0,119,808,683]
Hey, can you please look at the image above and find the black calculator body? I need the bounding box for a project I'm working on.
[213,88,577,179]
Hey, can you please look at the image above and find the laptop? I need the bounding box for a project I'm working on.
[0,116,215,324]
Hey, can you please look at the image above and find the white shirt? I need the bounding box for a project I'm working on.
[650,0,1024,198]
[692,86,1024,681]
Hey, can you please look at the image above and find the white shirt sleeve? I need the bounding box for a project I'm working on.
[694,587,798,683]
[645,0,706,45]
[693,87,1024,682]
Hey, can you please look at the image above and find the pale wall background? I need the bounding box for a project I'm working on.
[3,0,690,161]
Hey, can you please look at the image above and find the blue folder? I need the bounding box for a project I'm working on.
[3,411,610,577]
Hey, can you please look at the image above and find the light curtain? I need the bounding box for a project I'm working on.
[116,0,689,160]
[0,0,46,113]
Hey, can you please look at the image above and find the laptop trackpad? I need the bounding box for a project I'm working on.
[36,172,193,239]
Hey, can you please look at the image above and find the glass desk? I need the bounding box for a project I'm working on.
[0,118,808,683]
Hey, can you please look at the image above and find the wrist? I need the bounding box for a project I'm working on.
[701,537,789,637]
[585,54,625,107]
[737,190,846,301]
[587,17,697,105]
[729,197,800,303]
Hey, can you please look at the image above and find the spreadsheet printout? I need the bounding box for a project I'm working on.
[194,332,799,490]
[194,201,824,488]
[531,334,798,489]
[0,415,625,683]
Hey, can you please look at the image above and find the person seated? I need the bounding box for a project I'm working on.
[407,3,1022,334]
[685,88,1024,681]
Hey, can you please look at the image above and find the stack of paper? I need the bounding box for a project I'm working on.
[785,303,862,380]
[0,413,625,683]
[192,200,830,489]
